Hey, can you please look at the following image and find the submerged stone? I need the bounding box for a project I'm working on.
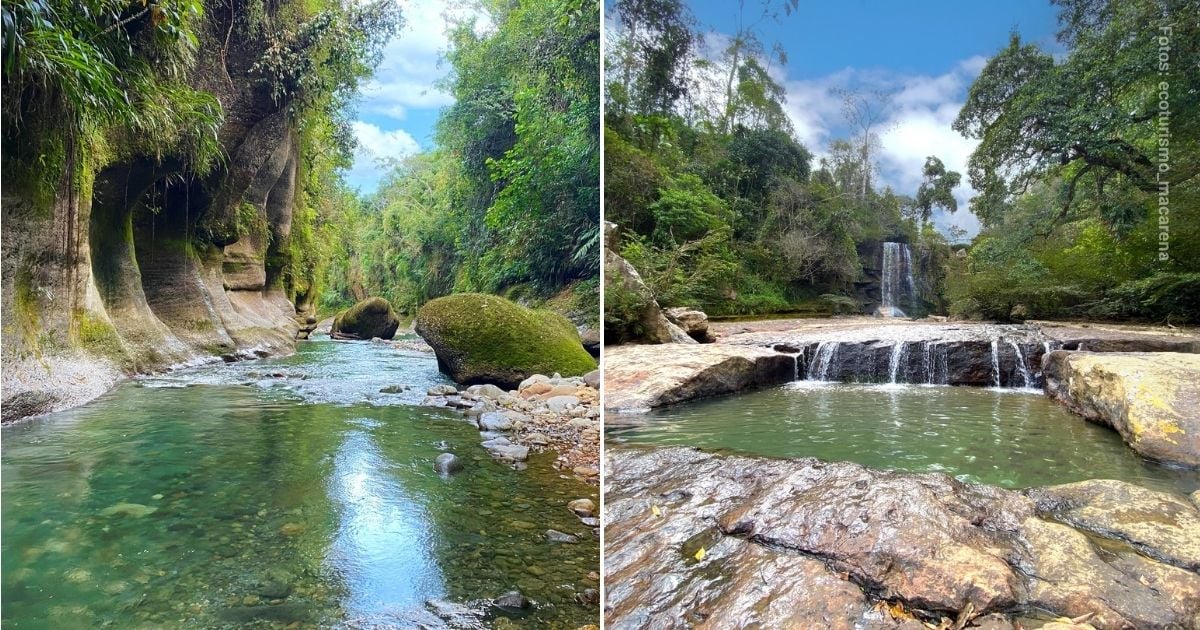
[434,453,464,475]
[99,503,158,519]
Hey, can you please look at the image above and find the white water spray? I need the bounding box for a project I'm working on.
[990,338,1001,387]
[1007,339,1032,388]
[888,342,907,384]
[878,242,915,317]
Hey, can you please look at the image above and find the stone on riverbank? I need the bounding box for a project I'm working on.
[604,447,1200,629]
[603,344,793,412]
[663,307,714,343]
[604,222,695,345]
[1043,351,1200,467]
[1026,479,1200,572]
[415,294,596,390]
[331,297,401,340]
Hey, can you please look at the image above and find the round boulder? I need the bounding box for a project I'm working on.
[434,453,463,474]
[415,293,597,390]
[332,297,401,340]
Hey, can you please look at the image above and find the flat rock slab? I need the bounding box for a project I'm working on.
[604,447,1200,630]
[603,344,793,412]
[1035,321,1200,353]
[1043,351,1200,466]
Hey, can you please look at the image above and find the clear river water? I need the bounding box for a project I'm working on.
[2,339,599,628]
[608,382,1200,496]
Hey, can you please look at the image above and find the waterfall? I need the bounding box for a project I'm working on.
[888,342,907,384]
[807,342,839,381]
[878,242,914,318]
[921,340,947,385]
[1007,339,1032,388]
[990,338,1001,387]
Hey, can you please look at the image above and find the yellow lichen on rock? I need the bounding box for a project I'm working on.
[1043,351,1200,466]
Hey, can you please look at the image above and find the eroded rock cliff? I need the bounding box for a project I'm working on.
[1,6,307,421]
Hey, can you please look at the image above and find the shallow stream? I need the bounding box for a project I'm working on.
[2,339,599,628]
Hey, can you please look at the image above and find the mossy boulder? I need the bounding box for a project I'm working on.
[332,297,400,340]
[415,293,597,389]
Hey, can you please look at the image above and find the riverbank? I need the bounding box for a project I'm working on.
[604,446,1200,629]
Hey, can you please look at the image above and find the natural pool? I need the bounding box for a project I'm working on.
[2,340,599,628]
[607,382,1200,496]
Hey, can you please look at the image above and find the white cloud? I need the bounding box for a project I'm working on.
[356,0,490,121]
[345,0,494,191]
[777,57,988,239]
[345,122,421,190]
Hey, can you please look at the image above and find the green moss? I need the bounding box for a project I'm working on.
[416,293,596,382]
[332,297,400,338]
[237,202,272,245]
[73,310,130,367]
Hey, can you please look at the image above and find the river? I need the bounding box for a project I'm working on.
[2,338,599,628]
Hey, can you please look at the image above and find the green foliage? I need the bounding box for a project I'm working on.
[439,0,600,294]
[609,0,694,118]
[317,0,600,322]
[2,0,225,200]
[236,202,270,245]
[604,0,953,329]
[649,174,725,244]
[955,0,1198,228]
[947,0,1200,323]
[912,156,960,224]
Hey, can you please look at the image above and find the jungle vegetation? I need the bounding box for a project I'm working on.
[315,0,601,324]
[604,0,956,341]
[605,0,1199,340]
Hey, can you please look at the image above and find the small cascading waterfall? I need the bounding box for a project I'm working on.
[990,338,1001,387]
[795,332,1043,388]
[790,348,803,381]
[888,342,907,383]
[807,342,839,381]
[1007,339,1033,388]
[878,242,915,318]
[920,340,948,385]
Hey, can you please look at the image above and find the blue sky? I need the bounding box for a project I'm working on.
[686,0,1062,236]
[344,0,487,193]
[354,1,1061,235]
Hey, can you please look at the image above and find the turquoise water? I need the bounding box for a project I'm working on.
[608,382,1199,496]
[2,340,599,628]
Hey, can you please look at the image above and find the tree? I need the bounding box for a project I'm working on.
[954,0,1199,230]
[612,0,695,117]
[834,88,894,199]
[912,156,962,224]
[711,0,798,134]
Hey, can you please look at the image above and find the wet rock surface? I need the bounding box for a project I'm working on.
[604,447,1200,630]
[1043,351,1200,467]
[604,318,1200,412]
[603,344,793,412]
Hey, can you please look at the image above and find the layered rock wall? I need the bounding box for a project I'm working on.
[1,6,304,421]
